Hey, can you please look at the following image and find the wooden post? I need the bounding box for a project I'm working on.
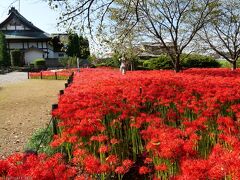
[27,71,29,79]
[40,72,42,79]
[52,104,58,135]
[59,90,64,95]
[65,83,68,88]
[67,79,71,84]
[55,72,57,80]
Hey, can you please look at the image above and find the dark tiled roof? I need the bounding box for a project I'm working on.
[2,30,50,40]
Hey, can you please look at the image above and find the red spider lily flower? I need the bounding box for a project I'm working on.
[155,164,168,171]
[83,155,101,174]
[90,134,108,142]
[144,157,153,164]
[110,138,120,145]
[99,163,110,173]
[115,166,126,174]
[122,159,134,169]
[106,155,119,165]
[98,145,110,153]
[139,166,151,175]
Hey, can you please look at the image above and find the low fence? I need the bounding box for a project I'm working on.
[28,71,74,80]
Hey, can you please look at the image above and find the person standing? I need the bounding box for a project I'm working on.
[119,56,127,75]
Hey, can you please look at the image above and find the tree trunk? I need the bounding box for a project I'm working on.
[232,60,237,71]
[174,58,181,73]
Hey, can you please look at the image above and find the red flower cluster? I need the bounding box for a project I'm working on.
[2,68,240,179]
[0,153,76,179]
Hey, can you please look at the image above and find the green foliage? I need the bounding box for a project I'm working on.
[10,49,24,66]
[96,57,120,68]
[66,33,90,58]
[33,58,46,66]
[50,36,64,52]
[219,59,240,68]
[87,55,97,64]
[79,35,90,59]
[59,56,78,67]
[25,126,56,155]
[181,54,221,68]
[32,58,46,69]
[0,32,10,66]
[124,51,140,70]
[142,55,173,70]
[66,33,79,57]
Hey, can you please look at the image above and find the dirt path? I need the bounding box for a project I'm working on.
[0,79,65,158]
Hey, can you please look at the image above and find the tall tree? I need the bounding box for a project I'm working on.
[0,32,10,67]
[66,33,90,58]
[79,36,90,59]
[49,0,219,72]
[66,33,80,57]
[201,0,240,70]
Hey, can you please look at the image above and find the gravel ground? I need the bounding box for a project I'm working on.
[0,79,65,158]
[0,72,28,85]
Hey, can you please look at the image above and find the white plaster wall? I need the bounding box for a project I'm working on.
[29,42,38,48]
[48,49,66,58]
[9,42,22,49]
[48,49,55,58]
[24,49,43,64]
[42,42,47,48]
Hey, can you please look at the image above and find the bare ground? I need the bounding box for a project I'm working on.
[0,79,65,158]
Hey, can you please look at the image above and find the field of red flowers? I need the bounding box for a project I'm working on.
[1,68,240,179]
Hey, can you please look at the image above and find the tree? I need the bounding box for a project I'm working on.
[0,32,10,67]
[79,36,90,59]
[66,33,80,57]
[48,0,219,72]
[201,0,240,70]
[49,36,64,52]
[66,33,90,59]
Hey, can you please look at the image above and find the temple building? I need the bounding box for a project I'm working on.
[0,7,65,65]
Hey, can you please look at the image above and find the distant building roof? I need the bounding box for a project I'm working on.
[0,7,50,40]
[3,31,50,40]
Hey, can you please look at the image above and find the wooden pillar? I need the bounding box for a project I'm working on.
[52,104,58,135]
[65,83,68,88]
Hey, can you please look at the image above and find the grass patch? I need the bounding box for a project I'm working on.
[25,126,56,155]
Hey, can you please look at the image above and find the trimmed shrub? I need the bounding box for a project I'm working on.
[32,58,47,70]
[142,55,173,70]
[181,54,220,68]
[219,59,240,68]
[10,49,24,66]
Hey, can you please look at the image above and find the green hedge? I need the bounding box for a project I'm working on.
[31,58,46,69]
[96,57,120,68]
[181,54,220,68]
[219,59,240,68]
[142,55,173,70]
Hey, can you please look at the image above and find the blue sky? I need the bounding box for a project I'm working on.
[0,0,62,34]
